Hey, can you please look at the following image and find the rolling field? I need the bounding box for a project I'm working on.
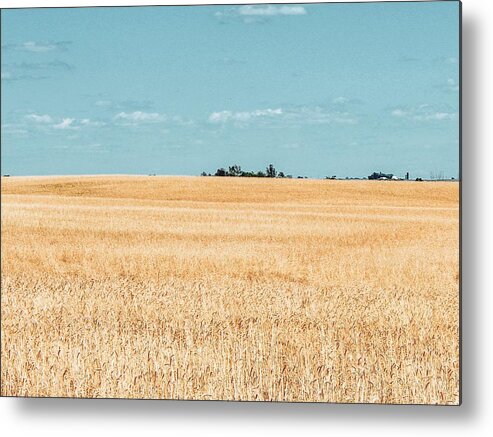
[0,176,459,403]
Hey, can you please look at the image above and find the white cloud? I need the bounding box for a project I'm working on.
[418,112,456,121]
[114,111,166,122]
[209,111,233,123]
[2,40,71,57]
[26,113,52,123]
[209,108,283,123]
[238,5,307,16]
[391,109,407,118]
[391,105,457,122]
[3,41,70,53]
[25,114,105,130]
[80,118,106,127]
[215,5,307,24]
[209,106,357,126]
[23,41,57,52]
[53,118,78,130]
[284,106,357,125]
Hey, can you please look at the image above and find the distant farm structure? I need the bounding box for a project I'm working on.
[368,172,395,180]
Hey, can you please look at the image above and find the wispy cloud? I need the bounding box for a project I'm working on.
[215,5,307,24]
[1,123,28,136]
[391,104,457,122]
[209,106,357,126]
[209,108,283,123]
[238,5,307,16]
[2,60,74,82]
[1,71,48,82]
[3,60,74,71]
[332,96,363,105]
[2,41,72,53]
[114,111,167,123]
[435,78,459,93]
[53,118,78,130]
[24,113,105,130]
[112,111,193,127]
[22,109,168,132]
[80,118,106,127]
[95,99,154,111]
[26,114,53,123]
[425,112,456,121]
[391,109,407,118]
[286,106,357,125]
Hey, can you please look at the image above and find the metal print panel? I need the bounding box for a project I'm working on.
[0,1,460,404]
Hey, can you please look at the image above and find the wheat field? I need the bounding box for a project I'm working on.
[0,175,459,403]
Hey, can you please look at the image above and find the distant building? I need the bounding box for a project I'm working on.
[405,172,410,180]
[368,171,394,180]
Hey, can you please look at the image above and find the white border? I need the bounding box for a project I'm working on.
[2,1,493,436]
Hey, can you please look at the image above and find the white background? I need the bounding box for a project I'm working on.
[1,0,491,435]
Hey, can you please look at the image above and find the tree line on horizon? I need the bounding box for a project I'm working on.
[201,164,304,179]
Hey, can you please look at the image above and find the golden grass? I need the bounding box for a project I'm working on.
[1,176,459,403]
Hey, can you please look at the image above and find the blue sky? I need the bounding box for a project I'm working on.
[1,2,459,178]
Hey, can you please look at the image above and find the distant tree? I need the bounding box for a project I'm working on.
[228,165,242,177]
[215,168,227,177]
[200,171,208,177]
[266,164,277,178]
[278,171,285,178]
[256,171,266,178]
[241,171,256,177]
[286,174,293,179]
